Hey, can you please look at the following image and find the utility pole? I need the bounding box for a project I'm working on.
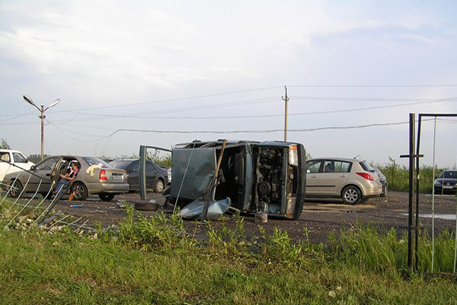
[282,86,289,142]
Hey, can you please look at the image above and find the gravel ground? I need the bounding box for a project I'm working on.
[40,191,457,243]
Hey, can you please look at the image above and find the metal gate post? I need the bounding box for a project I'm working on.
[407,113,416,271]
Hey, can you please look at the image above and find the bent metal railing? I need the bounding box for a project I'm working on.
[0,159,94,233]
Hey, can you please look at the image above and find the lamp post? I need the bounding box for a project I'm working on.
[281,86,289,142]
[23,95,60,161]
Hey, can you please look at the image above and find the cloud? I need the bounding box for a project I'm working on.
[310,21,455,48]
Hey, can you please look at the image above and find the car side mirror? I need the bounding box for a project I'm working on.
[307,169,310,173]
[31,165,36,170]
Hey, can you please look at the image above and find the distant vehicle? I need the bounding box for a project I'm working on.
[109,159,168,193]
[306,158,382,205]
[434,170,457,194]
[165,140,306,220]
[0,149,35,183]
[373,167,388,197]
[2,155,129,201]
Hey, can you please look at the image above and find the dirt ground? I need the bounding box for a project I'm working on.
[47,191,457,243]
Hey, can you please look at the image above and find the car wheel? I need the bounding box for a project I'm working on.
[381,185,387,197]
[99,193,115,202]
[9,180,23,198]
[71,182,88,201]
[153,179,165,193]
[342,186,361,205]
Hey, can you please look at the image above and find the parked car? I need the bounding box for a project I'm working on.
[2,155,129,201]
[434,170,457,194]
[373,167,388,197]
[306,158,382,205]
[109,159,168,193]
[0,149,35,183]
[161,140,306,220]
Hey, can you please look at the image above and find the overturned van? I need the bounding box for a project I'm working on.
[169,140,306,220]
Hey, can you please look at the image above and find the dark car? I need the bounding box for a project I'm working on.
[109,159,168,193]
[160,140,306,220]
[434,170,457,194]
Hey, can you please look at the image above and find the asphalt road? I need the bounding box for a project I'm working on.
[37,191,457,243]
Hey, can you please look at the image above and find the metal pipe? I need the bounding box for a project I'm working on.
[430,118,437,273]
[407,113,415,271]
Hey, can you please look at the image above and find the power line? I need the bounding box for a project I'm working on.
[47,96,457,123]
[289,84,457,88]
[51,86,284,113]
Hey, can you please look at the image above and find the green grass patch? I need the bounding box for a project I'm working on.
[1,204,457,304]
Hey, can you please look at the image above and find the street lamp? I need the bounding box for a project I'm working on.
[23,95,60,161]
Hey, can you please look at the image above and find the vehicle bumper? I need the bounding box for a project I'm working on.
[434,186,457,193]
[362,182,383,197]
[87,182,130,194]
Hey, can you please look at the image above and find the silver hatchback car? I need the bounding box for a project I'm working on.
[306,158,382,204]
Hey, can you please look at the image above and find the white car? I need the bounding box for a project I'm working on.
[0,149,35,184]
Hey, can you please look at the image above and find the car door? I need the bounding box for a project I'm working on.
[27,156,59,192]
[306,160,322,196]
[126,161,140,190]
[319,160,351,196]
[0,151,12,182]
[146,161,160,188]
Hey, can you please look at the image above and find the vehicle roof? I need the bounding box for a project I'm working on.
[308,157,366,163]
[175,140,301,149]
[0,149,25,153]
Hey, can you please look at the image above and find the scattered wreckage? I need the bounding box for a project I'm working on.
[139,140,306,220]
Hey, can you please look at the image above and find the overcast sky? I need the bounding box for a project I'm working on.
[1,0,457,167]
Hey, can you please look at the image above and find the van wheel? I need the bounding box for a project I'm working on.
[71,182,88,201]
[9,180,23,198]
[99,193,115,202]
[342,186,361,205]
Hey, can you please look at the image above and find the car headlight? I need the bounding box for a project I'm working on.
[434,180,441,186]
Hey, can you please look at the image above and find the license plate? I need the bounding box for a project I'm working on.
[443,185,453,189]
[112,175,123,181]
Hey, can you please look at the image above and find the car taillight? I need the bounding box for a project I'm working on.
[289,144,298,166]
[356,172,374,181]
[99,170,107,181]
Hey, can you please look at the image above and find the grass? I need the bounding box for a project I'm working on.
[376,162,452,193]
[1,203,457,304]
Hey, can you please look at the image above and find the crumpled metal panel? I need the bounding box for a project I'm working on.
[171,148,216,201]
[180,198,231,220]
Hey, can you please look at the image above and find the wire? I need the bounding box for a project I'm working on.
[50,86,283,113]
[100,121,412,136]
[47,96,457,123]
[289,84,457,88]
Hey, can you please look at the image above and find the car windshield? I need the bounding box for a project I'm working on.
[109,160,133,169]
[84,157,112,168]
[359,161,374,172]
[440,171,457,179]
